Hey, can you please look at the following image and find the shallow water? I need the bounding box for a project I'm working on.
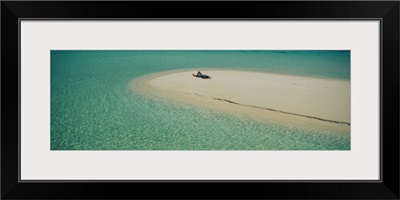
[51,50,350,150]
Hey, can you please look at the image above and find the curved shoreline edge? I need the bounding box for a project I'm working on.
[212,97,350,126]
[130,69,351,132]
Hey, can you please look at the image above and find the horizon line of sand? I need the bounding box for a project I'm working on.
[130,69,350,133]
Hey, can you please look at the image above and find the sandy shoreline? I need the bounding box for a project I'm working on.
[131,69,350,132]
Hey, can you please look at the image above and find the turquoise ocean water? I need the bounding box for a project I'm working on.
[51,50,350,150]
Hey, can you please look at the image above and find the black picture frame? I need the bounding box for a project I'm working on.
[2,1,399,199]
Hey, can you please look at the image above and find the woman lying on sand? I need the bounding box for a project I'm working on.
[192,71,211,79]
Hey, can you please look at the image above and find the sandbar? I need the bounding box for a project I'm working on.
[131,69,350,132]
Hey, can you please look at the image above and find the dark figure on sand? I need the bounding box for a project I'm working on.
[193,71,211,79]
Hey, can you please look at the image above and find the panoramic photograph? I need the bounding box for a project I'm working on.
[51,50,350,150]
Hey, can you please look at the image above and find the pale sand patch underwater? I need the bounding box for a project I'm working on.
[131,69,350,133]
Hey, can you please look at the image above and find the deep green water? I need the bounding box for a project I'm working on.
[51,50,350,150]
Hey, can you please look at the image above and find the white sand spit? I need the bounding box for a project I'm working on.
[131,69,350,132]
